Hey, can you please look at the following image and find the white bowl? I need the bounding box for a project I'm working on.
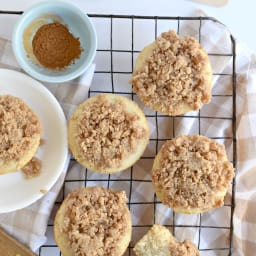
[12,0,97,83]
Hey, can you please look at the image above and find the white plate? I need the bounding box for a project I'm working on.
[0,69,69,213]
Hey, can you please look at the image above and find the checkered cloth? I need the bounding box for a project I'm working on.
[0,37,95,251]
[0,13,256,256]
[232,51,256,256]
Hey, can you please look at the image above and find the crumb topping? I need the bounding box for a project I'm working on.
[21,156,41,179]
[152,135,234,210]
[62,187,130,256]
[130,30,212,115]
[0,95,41,162]
[170,239,199,256]
[75,95,147,170]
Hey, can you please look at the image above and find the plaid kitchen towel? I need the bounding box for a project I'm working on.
[0,12,256,256]
[177,16,256,255]
[232,52,256,256]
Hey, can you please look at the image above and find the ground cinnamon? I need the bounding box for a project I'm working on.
[32,22,82,69]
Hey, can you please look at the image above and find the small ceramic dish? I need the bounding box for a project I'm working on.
[12,0,97,83]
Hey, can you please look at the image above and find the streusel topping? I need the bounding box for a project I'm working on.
[152,135,234,210]
[0,95,41,162]
[62,187,131,256]
[169,239,199,256]
[131,30,212,115]
[75,95,147,169]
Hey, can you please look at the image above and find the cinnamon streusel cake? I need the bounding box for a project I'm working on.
[152,135,234,214]
[0,95,41,174]
[134,224,199,256]
[68,94,149,174]
[54,186,132,256]
[130,30,212,115]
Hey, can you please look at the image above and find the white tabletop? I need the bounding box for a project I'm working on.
[0,0,255,53]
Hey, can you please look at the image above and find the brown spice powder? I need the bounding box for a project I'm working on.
[32,23,82,69]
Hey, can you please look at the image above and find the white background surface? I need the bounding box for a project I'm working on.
[0,0,256,53]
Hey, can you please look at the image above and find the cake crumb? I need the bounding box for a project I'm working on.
[40,189,47,194]
[21,157,41,179]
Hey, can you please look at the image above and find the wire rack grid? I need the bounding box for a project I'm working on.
[0,12,237,256]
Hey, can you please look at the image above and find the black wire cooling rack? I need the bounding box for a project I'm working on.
[0,12,237,256]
